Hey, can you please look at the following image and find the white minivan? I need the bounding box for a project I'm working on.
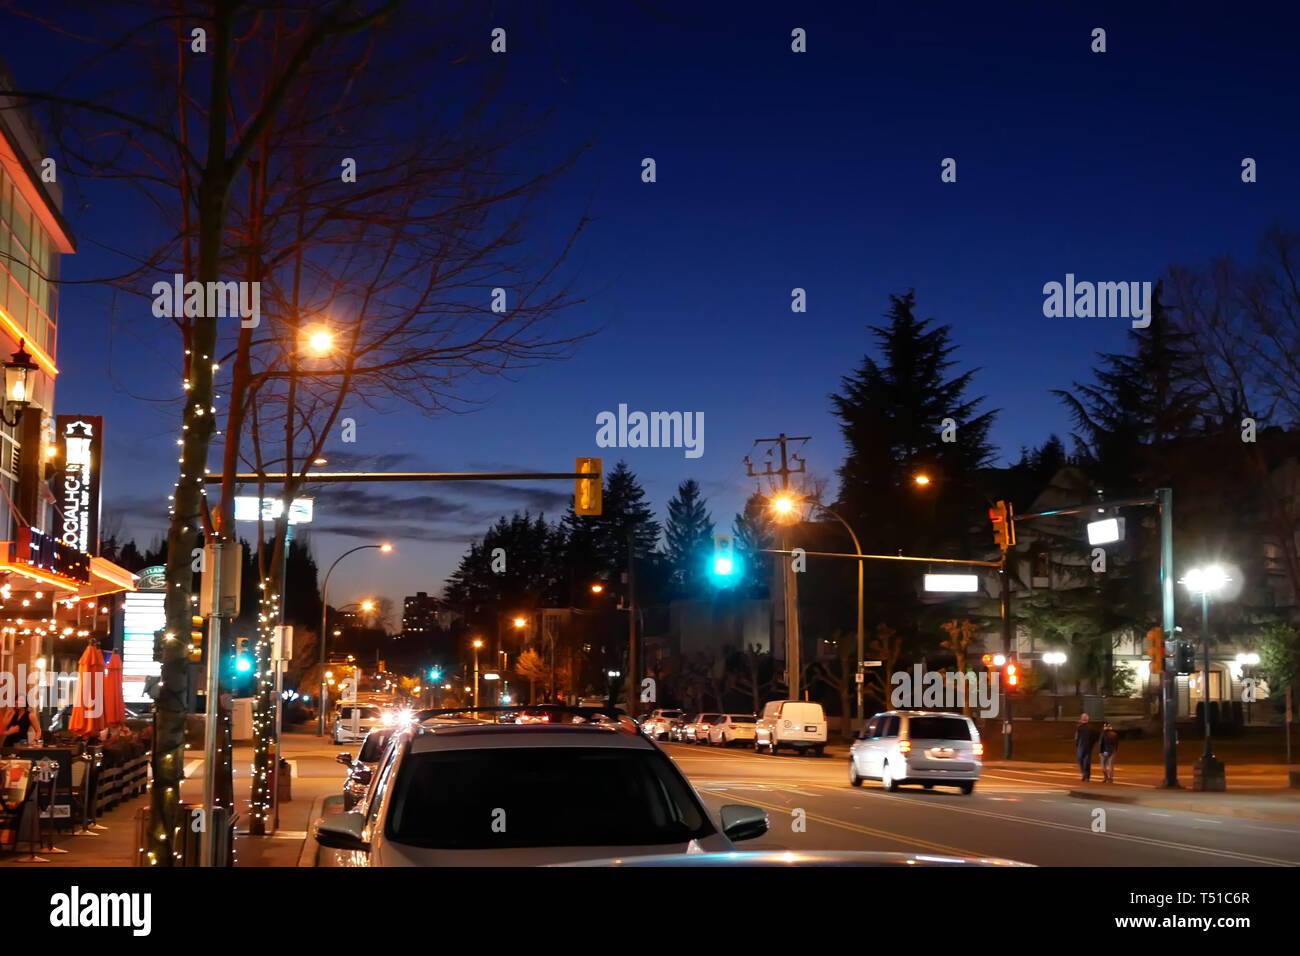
[849,710,982,794]
[754,700,828,756]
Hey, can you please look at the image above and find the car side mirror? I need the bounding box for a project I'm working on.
[336,753,353,766]
[313,813,371,853]
[353,768,373,786]
[720,804,769,842]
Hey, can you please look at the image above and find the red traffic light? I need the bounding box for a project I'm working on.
[1005,662,1019,687]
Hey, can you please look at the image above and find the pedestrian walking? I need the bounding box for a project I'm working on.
[1074,713,1098,782]
[1099,721,1119,783]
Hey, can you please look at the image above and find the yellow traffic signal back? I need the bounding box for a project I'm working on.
[1145,626,1164,674]
[575,457,602,516]
[989,500,1016,550]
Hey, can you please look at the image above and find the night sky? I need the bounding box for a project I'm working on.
[4,2,1298,613]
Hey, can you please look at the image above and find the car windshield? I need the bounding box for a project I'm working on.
[730,715,756,723]
[908,717,972,741]
[385,746,714,849]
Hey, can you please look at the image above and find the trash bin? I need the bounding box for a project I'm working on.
[276,758,291,802]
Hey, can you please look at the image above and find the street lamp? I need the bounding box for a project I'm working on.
[317,543,393,735]
[1,341,38,427]
[472,638,484,709]
[1181,565,1230,791]
[1043,651,1067,719]
[767,493,807,701]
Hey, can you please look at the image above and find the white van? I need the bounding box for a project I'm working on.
[754,700,828,756]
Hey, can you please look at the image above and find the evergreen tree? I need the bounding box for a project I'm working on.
[732,492,774,598]
[1054,283,1207,492]
[831,290,996,558]
[664,479,715,598]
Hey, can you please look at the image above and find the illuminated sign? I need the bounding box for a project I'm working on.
[56,416,104,555]
[122,591,165,703]
[233,496,314,525]
[11,527,90,585]
[136,566,166,590]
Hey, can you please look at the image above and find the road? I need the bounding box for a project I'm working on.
[664,741,1300,867]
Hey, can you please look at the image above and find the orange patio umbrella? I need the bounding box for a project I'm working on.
[69,643,107,738]
[104,653,126,726]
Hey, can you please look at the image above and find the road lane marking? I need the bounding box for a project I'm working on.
[829,787,1296,866]
[704,793,982,858]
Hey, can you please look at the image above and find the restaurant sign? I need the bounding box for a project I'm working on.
[11,527,91,585]
[56,416,104,556]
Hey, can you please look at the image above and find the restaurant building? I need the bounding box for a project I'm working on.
[0,57,137,705]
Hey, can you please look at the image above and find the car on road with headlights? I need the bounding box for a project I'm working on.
[849,710,982,794]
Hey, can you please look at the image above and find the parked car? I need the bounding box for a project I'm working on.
[333,704,386,744]
[849,711,982,794]
[708,714,757,747]
[313,720,771,865]
[337,728,394,809]
[668,714,695,742]
[687,714,720,743]
[640,709,684,741]
[754,700,827,755]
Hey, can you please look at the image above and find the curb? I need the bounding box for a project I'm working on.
[297,793,329,868]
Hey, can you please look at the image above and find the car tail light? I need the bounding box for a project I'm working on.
[541,715,550,722]
[972,741,984,756]
[899,739,912,754]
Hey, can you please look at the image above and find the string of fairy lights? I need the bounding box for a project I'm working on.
[249,580,279,831]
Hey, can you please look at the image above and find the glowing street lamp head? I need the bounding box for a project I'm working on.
[513,616,526,629]
[379,543,393,553]
[913,474,931,487]
[472,638,484,649]
[1183,565,1230,594]
[590,583,604,594]
[360,600,375,612]
[307,330,333,354]
[771,494,796,516]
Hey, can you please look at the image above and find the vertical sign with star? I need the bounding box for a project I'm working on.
[56,415,104,556]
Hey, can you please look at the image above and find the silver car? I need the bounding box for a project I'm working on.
[314,721,770,865]
[849,711,982,794]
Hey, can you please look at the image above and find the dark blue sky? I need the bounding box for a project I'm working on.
[6,2,1298,613]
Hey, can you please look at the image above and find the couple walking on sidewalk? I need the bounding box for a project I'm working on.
[1074,713,1119,782]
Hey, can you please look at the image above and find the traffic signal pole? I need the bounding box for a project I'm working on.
[1000,555,1013,759]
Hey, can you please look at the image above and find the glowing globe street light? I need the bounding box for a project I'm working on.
[1181,565,1231,791]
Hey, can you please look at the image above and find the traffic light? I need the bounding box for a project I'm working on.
[1174,639,1196,674]
[190,615,203,663]
[575,457,602,516]
[711,534,738,582]
[1145,626,1164,674]
[989,500,1016,551]
[1005,660,1019,688]
[235,637,252,673]
[428,667,442,682]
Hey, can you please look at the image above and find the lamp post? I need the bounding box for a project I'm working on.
[1182,565,1230,791]
[771,494,865,728]
[472,639,484,709]
[1043,651,1067,719]
[317,543,392,735]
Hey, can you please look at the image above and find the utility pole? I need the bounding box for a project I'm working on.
[1157,487,1180,789]
[626,525,637,718]
[746,434,809,699]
